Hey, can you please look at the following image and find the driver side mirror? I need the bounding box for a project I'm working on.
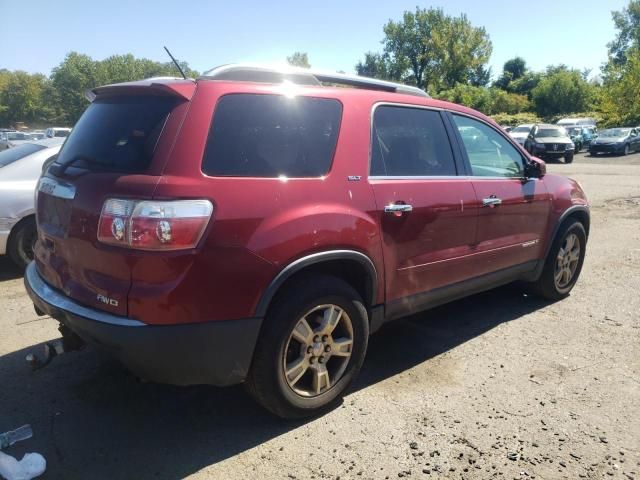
[525,157,546,178]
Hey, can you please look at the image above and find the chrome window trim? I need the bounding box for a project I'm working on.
[369,175,534,181]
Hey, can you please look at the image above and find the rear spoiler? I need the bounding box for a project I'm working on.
[86,77,196,102]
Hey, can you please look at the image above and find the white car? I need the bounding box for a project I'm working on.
[45,127,72,138]
[509,124,534,146]
[0,139,64,268]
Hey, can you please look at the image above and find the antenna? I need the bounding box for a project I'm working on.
[163,46,187,79]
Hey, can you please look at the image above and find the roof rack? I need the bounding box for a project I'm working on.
[199,64,429,98]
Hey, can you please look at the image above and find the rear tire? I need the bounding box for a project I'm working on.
[245,274,369,418]
[7,216,37,270]
[531,221,586,300]
[564,152,574,163]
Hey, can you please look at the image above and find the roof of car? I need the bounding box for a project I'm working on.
[199,63,430,98]
[536,123,562,129]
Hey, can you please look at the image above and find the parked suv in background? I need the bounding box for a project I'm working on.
[24,65,590,418]
[524,124,575,163]
[564,126,585,152]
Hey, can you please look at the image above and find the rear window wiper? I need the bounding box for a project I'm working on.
[53,154,109,175]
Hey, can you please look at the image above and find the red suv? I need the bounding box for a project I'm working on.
[25,65,589,418]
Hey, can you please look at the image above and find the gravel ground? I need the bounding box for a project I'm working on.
[0,151,638,480]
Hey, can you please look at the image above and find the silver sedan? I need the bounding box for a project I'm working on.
[0,139,64,269]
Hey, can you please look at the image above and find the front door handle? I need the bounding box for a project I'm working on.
[384,203,413,214]
[482,196,502,207]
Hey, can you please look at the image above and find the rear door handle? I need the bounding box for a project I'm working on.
[384,203,413,214]
[482,196,502,207]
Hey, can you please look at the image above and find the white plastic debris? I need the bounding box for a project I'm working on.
[0,451,46,480]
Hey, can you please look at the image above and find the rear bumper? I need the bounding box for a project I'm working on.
[589,144,623,154]
[24,262,262,386]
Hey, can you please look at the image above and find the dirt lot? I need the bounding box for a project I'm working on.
[0,152,639,480]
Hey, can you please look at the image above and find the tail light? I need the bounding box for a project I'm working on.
[98,199,213,250]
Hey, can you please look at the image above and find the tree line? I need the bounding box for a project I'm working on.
[1,1,638,129]
[0,53,198,127]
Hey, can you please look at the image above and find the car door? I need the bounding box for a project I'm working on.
[449,113,552,276]
[368,104,479,317]
[630,129,640,151]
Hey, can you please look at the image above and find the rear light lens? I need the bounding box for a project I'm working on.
[98,199,213,250]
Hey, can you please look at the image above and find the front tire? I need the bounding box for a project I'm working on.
[564,152,574,163]
[623,144,630,156]
[245,274,369,418]
[532,221,586,300]
[7,216,37,270]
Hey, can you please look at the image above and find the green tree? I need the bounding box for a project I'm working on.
[599,47,640,126]
[436,84,530,115]
[531,68,594,117]
[370,7,491,92]
[0,71,50,126]
[608,0,640,65]
[286,52,311,68]
[355,52,401,80]
[494,56,527,90]
[50,52,99,124]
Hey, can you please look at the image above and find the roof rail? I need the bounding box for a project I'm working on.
[199,64,430,98]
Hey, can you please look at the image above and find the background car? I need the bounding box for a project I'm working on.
[0,131,31,150]
[589,127,640,156]
[0,138,64,268]
[564,126,585,152]
[45,127,72,138]
[557,117,597,128]
[524,124,575,163]
[509,124,533,146]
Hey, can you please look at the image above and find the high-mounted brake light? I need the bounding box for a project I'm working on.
[97,199,213,250]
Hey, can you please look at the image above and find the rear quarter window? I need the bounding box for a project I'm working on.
[202,94,342,177]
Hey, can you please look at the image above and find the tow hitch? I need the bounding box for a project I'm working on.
[26,324,85,370]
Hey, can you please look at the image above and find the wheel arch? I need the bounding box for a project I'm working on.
[544,205,590,260]
[7,213,36,245]
[255,250,378,319]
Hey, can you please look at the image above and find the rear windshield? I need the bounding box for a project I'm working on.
[202,94,342,177]
[55,96,175,173]
[54,130,70,137]
[0,143,45,168]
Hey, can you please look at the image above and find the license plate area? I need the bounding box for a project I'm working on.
[37,178,76,238]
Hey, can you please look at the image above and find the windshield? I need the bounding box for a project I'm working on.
[600,128,630,138]
[535,128,566,138]
[54,130,70,137]
[56,96,176,173]
[512,126,531,133]
[0,143,45,168]
[566,127,581,135]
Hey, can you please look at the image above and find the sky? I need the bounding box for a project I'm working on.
[0,0,629,80]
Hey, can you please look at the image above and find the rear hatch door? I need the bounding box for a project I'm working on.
[34,81,194,317]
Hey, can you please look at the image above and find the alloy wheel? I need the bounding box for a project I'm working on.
[283,304,354,397]
[555,233,580,289]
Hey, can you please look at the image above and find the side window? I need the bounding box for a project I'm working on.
[371,105,456,177]
[452,114,525,178]
[202,94,342,178]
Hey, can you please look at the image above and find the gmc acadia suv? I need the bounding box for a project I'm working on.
[24,65,590,418]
